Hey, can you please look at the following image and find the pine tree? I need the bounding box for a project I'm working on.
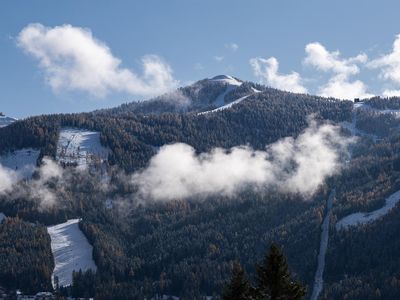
[222,262,252,300]
[255,243,306,300]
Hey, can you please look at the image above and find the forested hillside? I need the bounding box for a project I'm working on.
[0,87,352,172]
[0,218,54,293]
[2,80,400,299]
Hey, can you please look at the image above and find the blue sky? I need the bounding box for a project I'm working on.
[1,0,400,118]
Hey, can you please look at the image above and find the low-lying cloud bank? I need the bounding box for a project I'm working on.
[0,164,19,194]
[0,120,354,208]
[133,119,353,201]
[0,157,64,210]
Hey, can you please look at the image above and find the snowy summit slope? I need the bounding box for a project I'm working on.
[0,116,17,128]
[48,219,97,287]
[209,75,242,108]
[199,80,260,115]
[209,74,242,86]
[56,128,109,168]
[0,148,40,179]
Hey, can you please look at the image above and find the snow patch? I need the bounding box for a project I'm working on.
[47,219,97,287]
[0,116,17,128]
[151,295,179,300]
[336,190,400,230]
[0,148,40,179]
[56,128,109,169]
[0,212,6,223]
[105,198,113,209]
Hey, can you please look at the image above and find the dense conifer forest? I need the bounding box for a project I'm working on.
[1,82,400,299]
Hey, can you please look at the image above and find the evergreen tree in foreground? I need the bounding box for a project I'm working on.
[222,262,252,300]
[223,243,306,300]
[255,243,306,300]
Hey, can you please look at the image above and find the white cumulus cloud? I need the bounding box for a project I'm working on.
[317,74,372,99]
[304,42,373,99]
[0,164,19,194]
[17,23,178,97]
[368,34,400,97]
[304,42,366,76]
[382,89,400,97]
[133,119,352,201]
[225,43,239,52]
[250,56,307,93]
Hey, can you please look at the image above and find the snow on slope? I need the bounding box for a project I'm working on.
[0,148,40,179]
[209,75,243,107]
[340,120,377,142]
[56,128,109,168]
[310,189,335,300]
[336,102,400,231]
[340,101,380,142]
[0,116,17,128]
[198,82,260,115]
[199,95,251,115]
[0,212,5,223]
[355,102,400,115]
[336,190,400,231]
[48,219,97,287]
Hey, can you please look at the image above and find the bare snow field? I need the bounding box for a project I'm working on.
[47,219,97,287]
[336,190,400,231]
[0,148,40,179]
[56,128,109,168]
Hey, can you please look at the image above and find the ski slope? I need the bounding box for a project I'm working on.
[310,189,335,300]
[210,75,243,107]
[47,219,97,287]
[340,120,377,142]
[0,212,5,223]
[336,103,400,230]
[354,102,400,115]
[199,95,251,114]
[0,148,40,179]
[336,190,400,231]
[310,102,360,299]
[198,84,260,115]
[56,128,109,168]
